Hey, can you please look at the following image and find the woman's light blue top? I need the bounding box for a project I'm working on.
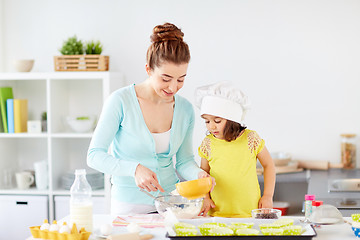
[87,84,202,204]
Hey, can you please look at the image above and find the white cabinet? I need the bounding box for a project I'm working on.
[0,72,122,222]
[0,195,48,239]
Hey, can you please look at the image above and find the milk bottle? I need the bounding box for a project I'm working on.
[70,169,93,232]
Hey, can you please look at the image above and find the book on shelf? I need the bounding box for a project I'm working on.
[6,99,14,133]
[0,87,14,133]
[14,99,28,133]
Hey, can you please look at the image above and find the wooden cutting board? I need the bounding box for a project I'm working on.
[257,161,304,175]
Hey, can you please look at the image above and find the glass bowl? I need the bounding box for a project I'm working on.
[154,195,203,219]
[251,208,281,219]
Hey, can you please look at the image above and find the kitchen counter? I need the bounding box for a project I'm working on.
[27,214,355,240]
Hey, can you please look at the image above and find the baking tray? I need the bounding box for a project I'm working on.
[166,217,317,240]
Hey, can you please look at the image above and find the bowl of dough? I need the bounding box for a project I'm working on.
[155,195,203,219]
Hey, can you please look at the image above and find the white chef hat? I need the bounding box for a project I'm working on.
[195,81,250,124]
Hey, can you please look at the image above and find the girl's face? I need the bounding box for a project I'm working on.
[146,62,188,100]
[202,114,227,140]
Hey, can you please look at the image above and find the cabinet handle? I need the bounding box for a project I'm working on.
[16,201,28,205]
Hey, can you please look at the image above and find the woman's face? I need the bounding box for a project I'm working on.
[147,62,188,100]
[202,114,227,140]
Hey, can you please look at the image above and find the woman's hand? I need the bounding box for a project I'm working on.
[198,171,216,192]
[199,195,215,216]
[135,164,165,192]
[258,195,273,209]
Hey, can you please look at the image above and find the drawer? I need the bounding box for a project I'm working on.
[0,195,48,239]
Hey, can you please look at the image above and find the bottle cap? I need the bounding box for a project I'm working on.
[75,169,86,175]
[305,194,315,201]
[312,200,323,207]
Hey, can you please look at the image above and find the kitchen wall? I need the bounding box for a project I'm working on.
[0,0,4,72]
[2,0,360,166]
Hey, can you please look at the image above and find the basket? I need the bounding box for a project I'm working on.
[54,55,109,71]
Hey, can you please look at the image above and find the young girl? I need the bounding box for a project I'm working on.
[196,81,276,218]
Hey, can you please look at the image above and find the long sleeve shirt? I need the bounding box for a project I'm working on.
[87,84,202,204]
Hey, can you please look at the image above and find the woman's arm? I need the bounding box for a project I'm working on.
[87,92,140,176]
[257,146,276,208]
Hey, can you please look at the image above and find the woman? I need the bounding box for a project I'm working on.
[87,22,208,215]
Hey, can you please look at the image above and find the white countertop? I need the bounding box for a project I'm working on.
[28,214,356,240]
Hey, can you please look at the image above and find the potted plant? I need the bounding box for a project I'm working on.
[54,36,109,71]
[85,40,103,55]
[41,111,47,132]
[59,36,84,55]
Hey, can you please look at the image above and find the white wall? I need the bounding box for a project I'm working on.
[2,0,360,166]
[0,0,4,72]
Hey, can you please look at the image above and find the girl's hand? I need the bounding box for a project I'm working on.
[199,196,215,216]
[135,164,165,192]
[198,171,216,192]
[258,195,273,209]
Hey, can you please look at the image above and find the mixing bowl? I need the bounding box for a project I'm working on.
[175,177,212,200]
[154,195,203,219]
[252,208,281,219]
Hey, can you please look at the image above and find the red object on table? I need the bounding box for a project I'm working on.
[273,201,290,216]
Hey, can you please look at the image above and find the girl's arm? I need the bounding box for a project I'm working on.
[199,158,215,216]
[257,146,276,208]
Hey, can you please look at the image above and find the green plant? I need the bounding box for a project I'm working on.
[41,111,47,121]
[85,40,103,54]
[59,36,84,55]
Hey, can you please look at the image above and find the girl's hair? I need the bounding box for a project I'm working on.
[222,120,247,142]
[146,23,190,70]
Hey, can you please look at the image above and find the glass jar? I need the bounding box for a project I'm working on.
[340,134,356,169]
[304,194,315,223]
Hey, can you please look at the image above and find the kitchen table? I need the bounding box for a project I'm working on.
[27,215,355,240]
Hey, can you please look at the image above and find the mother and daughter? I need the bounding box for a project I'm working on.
[87,22,276,218]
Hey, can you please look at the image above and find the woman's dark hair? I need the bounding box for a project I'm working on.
[222,120,247,142]
[146,22,190,70]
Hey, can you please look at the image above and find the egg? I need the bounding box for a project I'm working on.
[59,222,71,234]
[49,220,59,232]
[127,222,141,233]
[100,223,112,236]
[40,219,50,230]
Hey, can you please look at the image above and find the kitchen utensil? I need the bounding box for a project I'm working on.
[273,201,290,216]
[106,233,153,240]
[15,171,34,189]
[175,177,212,199]
[297,160,343,170]
[154,195,203,219]
[251,208,281,219]
[14,59,34,72]
[65,115,97,133]
[271,152,292,166]
[34,161,48,190]
[139,189,173,208]
[309,204,348,225]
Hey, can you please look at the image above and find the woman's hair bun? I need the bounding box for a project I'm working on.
[150,22,184,43]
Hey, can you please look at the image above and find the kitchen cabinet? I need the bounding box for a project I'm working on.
[0,195,48,239]
[0,72,123,221]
